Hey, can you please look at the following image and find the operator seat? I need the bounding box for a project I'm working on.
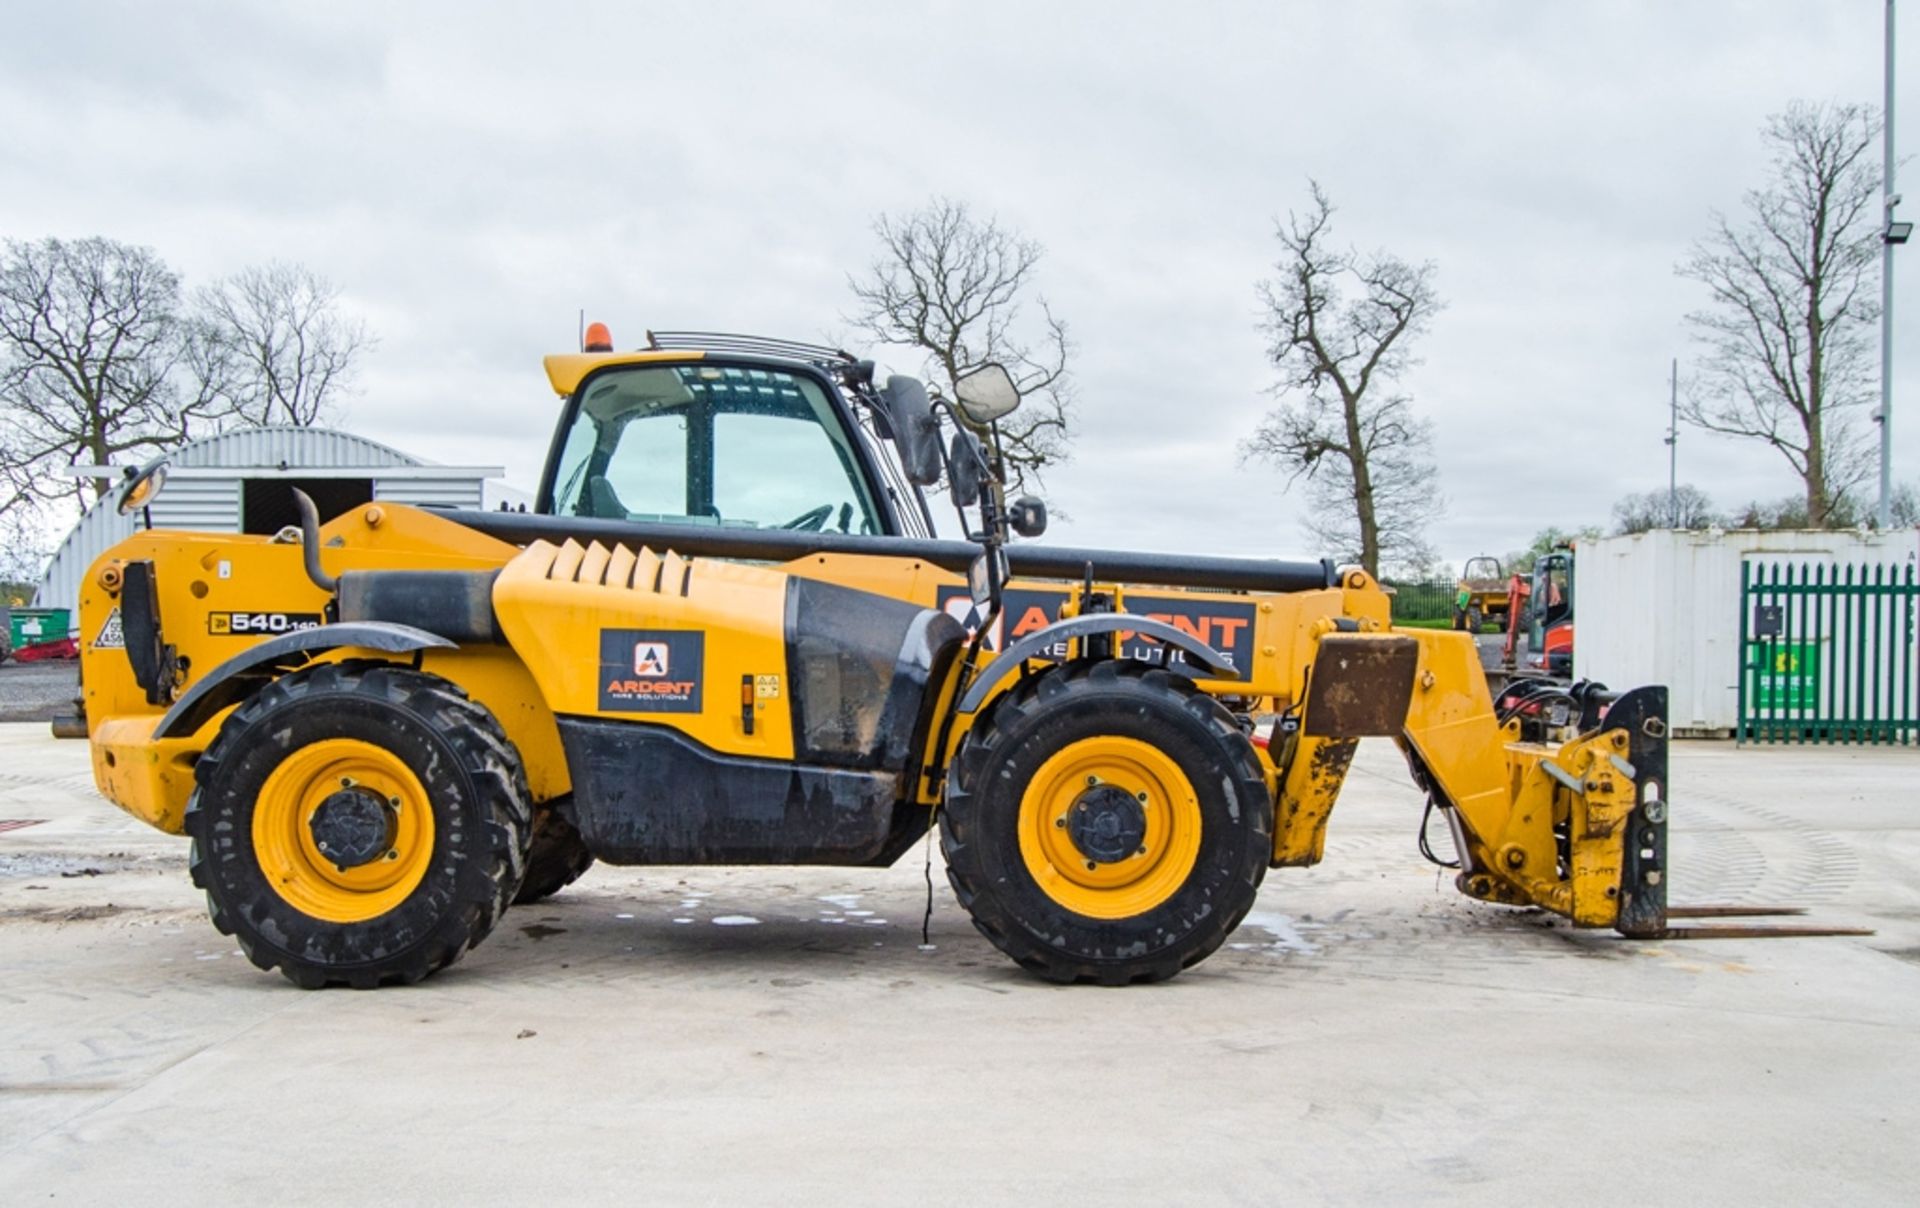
[585,474,627,519]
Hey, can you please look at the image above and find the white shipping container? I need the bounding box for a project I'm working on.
[1574,528,1920,736]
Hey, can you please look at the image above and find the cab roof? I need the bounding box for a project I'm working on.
[544,330,860,397]
[543,351,701,397]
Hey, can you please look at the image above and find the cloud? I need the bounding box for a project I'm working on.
[1,1,1912,568]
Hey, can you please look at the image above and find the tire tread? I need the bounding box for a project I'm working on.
[184,660,532,989]
[940,660,1271,985]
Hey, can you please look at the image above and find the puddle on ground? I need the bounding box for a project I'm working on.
[1232,912,1322,956]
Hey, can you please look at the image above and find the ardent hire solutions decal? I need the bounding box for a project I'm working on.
[599,629,704,712]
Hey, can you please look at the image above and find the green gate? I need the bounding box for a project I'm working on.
[1738,559,1920,744]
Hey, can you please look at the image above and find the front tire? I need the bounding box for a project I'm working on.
[941,661,1272,985]
[185,662,531,989]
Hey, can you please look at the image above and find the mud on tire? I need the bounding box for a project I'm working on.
[185,662,531,989]
[513,806,596,905]
[940,660,1272,985]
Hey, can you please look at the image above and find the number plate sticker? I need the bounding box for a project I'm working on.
[208,611,325,636]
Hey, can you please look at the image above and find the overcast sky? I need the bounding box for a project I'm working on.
[3,1,1915,569]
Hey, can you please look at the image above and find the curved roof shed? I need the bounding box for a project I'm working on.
[36,426,502,617]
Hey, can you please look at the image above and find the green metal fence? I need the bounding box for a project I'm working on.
[1738,559,1919,745]
[1381,576,1457,625]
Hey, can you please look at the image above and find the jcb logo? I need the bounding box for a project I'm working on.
[634,642,670,677]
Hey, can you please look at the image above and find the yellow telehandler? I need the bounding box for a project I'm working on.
[72,329,1755,988]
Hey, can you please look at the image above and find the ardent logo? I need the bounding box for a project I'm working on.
[600,628,703,714]
[634,642,670,677]
[604,679,697,695]
[934,586,1257,671]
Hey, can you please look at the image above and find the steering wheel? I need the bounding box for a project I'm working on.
[779,504,835,532]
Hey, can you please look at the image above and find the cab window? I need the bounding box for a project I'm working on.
[550,364,881,533]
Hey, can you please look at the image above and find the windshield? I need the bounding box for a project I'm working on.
[549,363,883,534]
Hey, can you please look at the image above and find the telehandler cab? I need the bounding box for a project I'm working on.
[78,329,1705,989]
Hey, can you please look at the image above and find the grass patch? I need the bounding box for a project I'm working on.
[1393,617,1498,633]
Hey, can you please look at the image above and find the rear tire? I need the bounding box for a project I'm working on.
[941,661,1271,985]
[513,806,596,904]
[185,662,531,989]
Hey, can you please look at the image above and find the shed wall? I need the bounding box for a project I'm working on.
[374,479,485,510]
[33,426,501,621]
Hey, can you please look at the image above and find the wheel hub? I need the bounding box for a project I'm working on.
[308,788,396,870]
[1067,785,1148,864]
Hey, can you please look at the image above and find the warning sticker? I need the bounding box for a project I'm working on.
[93,608,125,650]
[941,595,1005,650]
[599,629,704,713]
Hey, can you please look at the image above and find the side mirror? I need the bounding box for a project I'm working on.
[116,458,170,516]
[953,363,1021,428]
[948,431,987,507]
[968,547,1007,610]
[881,375,942,487]
[1007,495,1048,539]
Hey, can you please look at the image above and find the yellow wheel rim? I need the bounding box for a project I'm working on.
[250,738,436,924]
[1016,736,1202,920]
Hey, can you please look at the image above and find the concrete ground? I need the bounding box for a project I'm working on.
[0,659,79,723]
[1,723,1916,1206]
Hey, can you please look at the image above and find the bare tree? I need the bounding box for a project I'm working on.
[0,236,220,511]
[194,262,371,427]
[1894,482,1920,528]
[1502,526,1602,577]
[1678,102,1883,528]
[1241,182,1443,577]
[847,199,1073,494]
[1611,483,1719,534]
[1727,491,1882,530]
[0,503,52,592]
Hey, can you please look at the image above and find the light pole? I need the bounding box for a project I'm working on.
[1882,0,1910,528]
[1665,357,1679,527]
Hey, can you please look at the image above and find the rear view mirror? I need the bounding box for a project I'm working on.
[948,431,987,507]
[1007,494,1047,538]
[881,375,943,487]
[953,363,1021,427]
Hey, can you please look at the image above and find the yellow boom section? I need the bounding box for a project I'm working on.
[1262,622,1658,934]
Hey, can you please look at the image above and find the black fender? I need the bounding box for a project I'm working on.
[156,622,456,740]
[956,613,1241,714]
